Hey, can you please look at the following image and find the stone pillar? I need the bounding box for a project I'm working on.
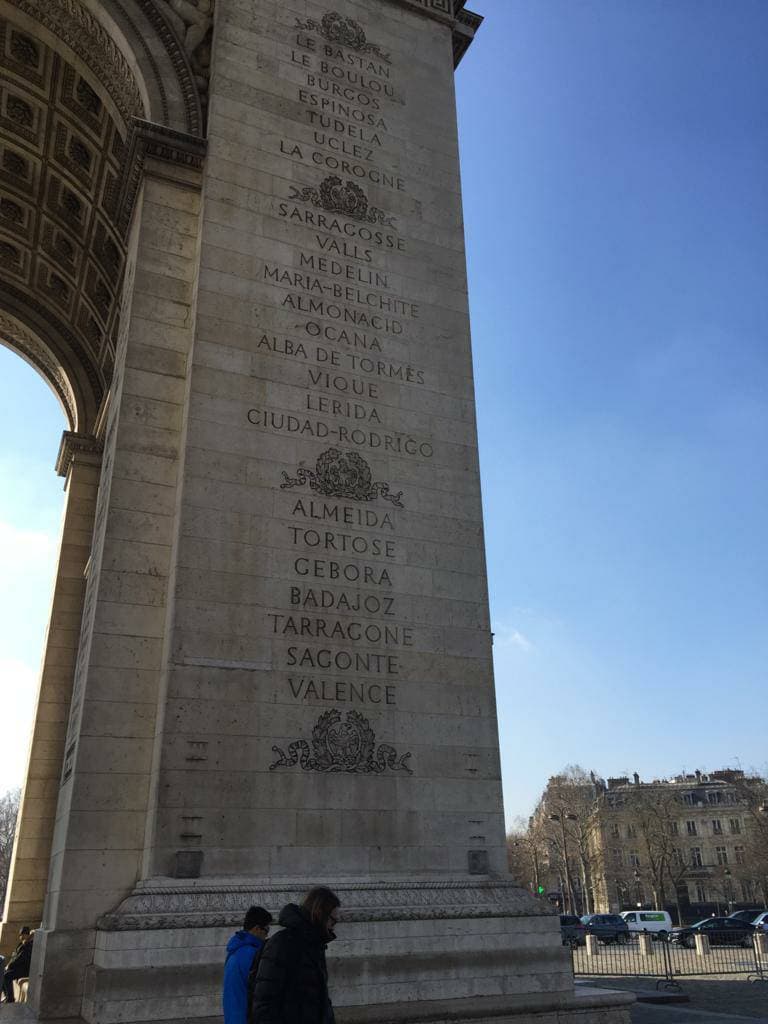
[27,130,205,1020]
[695,933,711,956]
[586,934,601,956]
[0,434,101,957]
[638,932,654,956]
[754,932,767,958]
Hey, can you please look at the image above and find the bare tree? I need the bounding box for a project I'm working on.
[621,786,678,911]
[536,766,603,914]
[507,816,543,894]
[0,788,21,907]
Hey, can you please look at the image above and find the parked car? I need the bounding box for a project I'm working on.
[727,908,767,924]
[670,917,754,949]
[620,910,673,940]
[560,914,586,947]
[580,913,630,944]
[750,911,768,933]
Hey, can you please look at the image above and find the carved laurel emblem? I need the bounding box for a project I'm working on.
[295,12,391,62]
[289,176,395,227]
[281,448,404,507]
[270,710,413,775]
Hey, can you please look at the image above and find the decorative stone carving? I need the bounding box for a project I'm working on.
[0,310,78,427]
[270,710,414,775]
[7,0,144,124]
[9,30,39,66]
[55,430,103,476]
[295,12,390,62]
[288,175,396,226]
[6,95,33,127]
[97,879,544,931]
[114,118,206,236]
[281,448,404,507]
[0,241,20,266]
[154,0,214,116]
[453,7,484,66]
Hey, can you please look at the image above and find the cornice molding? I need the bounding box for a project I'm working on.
[97,878,549,931]
[385,0,483,67]
[55,430,103,476]
[453,8,483,67]
[116,118,206,234]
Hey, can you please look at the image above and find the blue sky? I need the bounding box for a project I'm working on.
[1,0,766,823]
[457,0,768,820]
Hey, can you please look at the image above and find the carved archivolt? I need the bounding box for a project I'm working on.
[6,0,144,126]
[0,311,77,427]
[153,0,213,119]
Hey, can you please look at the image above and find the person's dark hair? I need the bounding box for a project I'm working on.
[302,886,340,929]
[243,906,272,931]
[19,927,30,936]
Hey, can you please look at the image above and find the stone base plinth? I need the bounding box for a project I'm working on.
[25,878,632,1024]
[2,989,634,1024]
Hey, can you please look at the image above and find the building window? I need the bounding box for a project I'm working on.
[712,819,722,834]
[741,880,754,900]
[629,850,641,868]
[610,823,620,838]
[729,818,741,834]
[707,791,722,805]
[696,882,707,902]
[715,846,728,865]
[612,848,623,866]
[672,848,684,866]
[735,846,745,866]
[626,824,637,839]
[669,821,679,835]
[690,847,703,867]
[725,791,737,805]
[683,793,694,805]
[686,821,697,836]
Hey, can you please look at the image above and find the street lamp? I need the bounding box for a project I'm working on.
[724,868,734,913]
[633,869,642,908]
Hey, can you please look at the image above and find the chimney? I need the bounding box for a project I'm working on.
[633,772,640,785]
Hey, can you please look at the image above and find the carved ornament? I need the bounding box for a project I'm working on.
[295,12,390,63]
[6,0,144,125]
[281,449,404,508]
[288,176,395,227]
[55,430,103,476]
[97,878,546,931]
[0,310,77,426]
[270,709,413,775]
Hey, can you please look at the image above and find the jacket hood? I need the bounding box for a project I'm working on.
[226,929,262,954]
[278,903,334,944]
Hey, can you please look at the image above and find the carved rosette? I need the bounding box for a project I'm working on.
[281,449,404,507]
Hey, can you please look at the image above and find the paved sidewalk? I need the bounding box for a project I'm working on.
[588,978,768,1021]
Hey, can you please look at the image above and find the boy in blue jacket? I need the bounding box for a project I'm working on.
[223,905,272,1024]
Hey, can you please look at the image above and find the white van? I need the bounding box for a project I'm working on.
[620,910,673,939]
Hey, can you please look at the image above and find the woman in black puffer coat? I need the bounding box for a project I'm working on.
[250,887,340,1024]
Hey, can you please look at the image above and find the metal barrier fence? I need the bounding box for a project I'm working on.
[571,931,768,987]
